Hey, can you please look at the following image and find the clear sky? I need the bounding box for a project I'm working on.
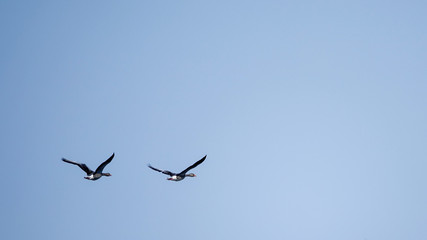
[1,1,426,239]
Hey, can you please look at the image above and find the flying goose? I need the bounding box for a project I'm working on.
[148,155,207,181]
[62,153,114,181]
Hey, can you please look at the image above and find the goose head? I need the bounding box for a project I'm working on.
[102,173,112,177]
[186,173,196,177]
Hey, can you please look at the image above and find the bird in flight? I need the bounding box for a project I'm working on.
[148,155,207,181]
[62,153,115,181]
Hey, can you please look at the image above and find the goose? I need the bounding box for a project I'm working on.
[62,153,114,181]
[148,155,207,181]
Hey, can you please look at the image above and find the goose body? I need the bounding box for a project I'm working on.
[62,153,114,181]
[148,155,206,181]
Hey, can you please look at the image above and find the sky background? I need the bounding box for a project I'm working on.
[1,1,426,239]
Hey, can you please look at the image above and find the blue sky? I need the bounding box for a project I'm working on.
[1,1,426,239]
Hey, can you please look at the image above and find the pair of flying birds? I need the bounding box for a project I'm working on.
[62,153,207,181]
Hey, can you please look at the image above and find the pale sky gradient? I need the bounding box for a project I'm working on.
[1,1,426,239]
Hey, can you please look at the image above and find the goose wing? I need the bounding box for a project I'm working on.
[179,155,207,174]
[148,165,175,176]
[62,158,93,175]
[95,153,115,174]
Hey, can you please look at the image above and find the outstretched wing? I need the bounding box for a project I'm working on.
[95,153,115,174]
[180,155,207,174]
[148,165,175,176]
[62,158,93,175]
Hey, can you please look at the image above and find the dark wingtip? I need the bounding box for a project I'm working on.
[107,153,115,161]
